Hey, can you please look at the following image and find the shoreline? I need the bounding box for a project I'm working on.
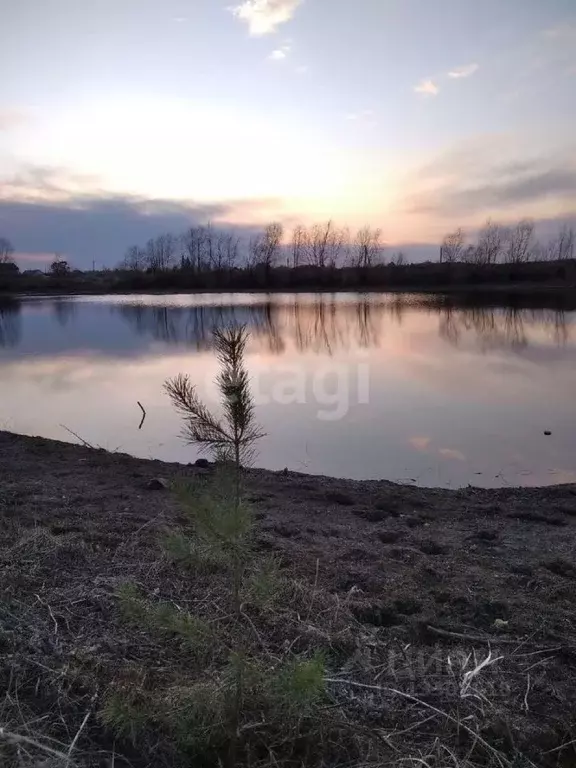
[4,281,576,299]
[2,429,574,493]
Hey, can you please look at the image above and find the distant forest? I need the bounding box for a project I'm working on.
[0,218,575,294]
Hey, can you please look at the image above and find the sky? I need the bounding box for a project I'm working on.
[1,0,575,268]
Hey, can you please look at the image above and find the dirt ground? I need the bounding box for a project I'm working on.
[1,430,576,767]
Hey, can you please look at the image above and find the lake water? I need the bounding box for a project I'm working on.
[1,292,575,488]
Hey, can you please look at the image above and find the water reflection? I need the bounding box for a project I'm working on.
[52,298,77,328]
[114,295,573,356]
[1,292,575,488]
[437,305,570,351]
[0,299,21,348]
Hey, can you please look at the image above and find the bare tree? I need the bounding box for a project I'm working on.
[307,221,334,268]
[121,245,146,270]
[306,221,348,268]
[145,233,176,271]
[440,228,465,264]
[0,237,14,264]
[246,235,261,270]
[181,226,207,271]
[542,235,560,262]
[557,225,575,261]
[352,226,383,268]
[392,251,406,266]
[474,219,505,265]
[328,225,349,268]
[258,223,283,272]
[291,225,308,268]
[540,226,575,262]
[504,219,535,264]
[213,231,240,270]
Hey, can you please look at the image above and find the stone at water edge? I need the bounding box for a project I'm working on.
[544,431,552,436]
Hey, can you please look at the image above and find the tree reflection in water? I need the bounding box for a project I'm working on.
[0,299,21,348]
[113,294,573,356]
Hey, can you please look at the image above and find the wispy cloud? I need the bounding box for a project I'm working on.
[414,79,439,96]
[231,0,303,36]
[269,43,291,60]
[14,252,55,265]
[448,63,479,79]
[404,137,576,218]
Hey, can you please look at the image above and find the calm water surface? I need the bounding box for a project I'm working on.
[1,292,575,488]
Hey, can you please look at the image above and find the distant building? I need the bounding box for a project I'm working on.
[23,269,47,276]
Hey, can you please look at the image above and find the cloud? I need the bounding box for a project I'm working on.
[405,139,576,218]
[269,43,291,60]
[13,252,55,266]
[412,163,576,216]
[0,166,276,269]
[414,79,439,96]
[448,63,479,79]
[231,0,303,36]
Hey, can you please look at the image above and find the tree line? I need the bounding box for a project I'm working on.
[440,219,574,266]
[120,222,393,273]
[0,217,574,283]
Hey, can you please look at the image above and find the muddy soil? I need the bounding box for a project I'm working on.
[1,431,576,766]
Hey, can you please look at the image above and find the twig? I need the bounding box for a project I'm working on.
[522,673,531,712]
[325,678,511,768]
[305,557,320,623]
[0,728,71,761]
[67,696,96,764]
[60,425,96,450]
[23,657,63,676]
[137,401,146,430]
[34,594,58,634]
[544,737,576,755]
[427,624,524,645]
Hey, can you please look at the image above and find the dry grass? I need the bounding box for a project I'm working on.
[2,523,575,768]
[2,429,576,767]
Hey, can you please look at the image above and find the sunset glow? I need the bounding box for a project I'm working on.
[1,0,575,267]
